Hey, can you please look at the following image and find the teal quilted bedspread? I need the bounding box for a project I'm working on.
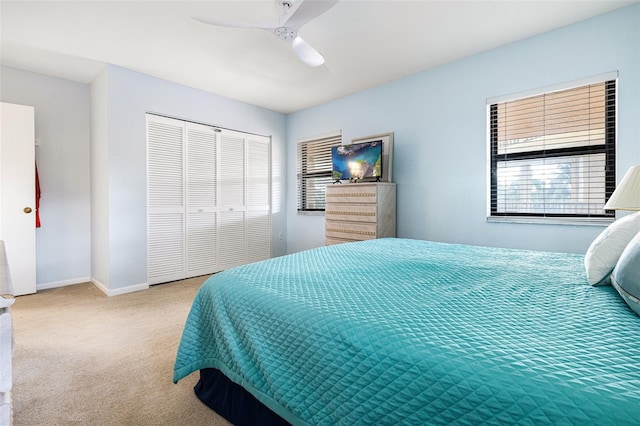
[173,238,640,425]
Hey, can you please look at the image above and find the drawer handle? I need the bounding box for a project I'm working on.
[326,193,376,198]
[326,228,376,236]
[326,211,375,216]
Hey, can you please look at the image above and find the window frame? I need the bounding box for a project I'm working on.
[487,73,617,225]
[296,131,342,214]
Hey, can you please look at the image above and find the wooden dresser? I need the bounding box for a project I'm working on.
[325,183,396,245]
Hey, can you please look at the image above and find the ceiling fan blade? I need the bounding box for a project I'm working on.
[291,36,325,67]
[283,0,339,30]
[193,1,337,68]
[192,15,275,30]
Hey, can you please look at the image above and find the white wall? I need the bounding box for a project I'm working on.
[91,65,287,294]
[0,66,91,288]
[286,4,640,254]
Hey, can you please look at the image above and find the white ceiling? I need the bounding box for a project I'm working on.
[0,0,635,113]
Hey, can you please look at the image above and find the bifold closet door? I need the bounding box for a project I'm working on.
[186,123,218,277]
[217,130,246,270]
[147,115,185,284]
[216,131,271,269]
[247,136,271,263]
[148,117,220,283]
[148,114,271,284]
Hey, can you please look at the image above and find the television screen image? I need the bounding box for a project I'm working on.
[332,141,382,181]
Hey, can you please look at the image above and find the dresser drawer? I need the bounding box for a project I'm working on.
[325,237,354,246]
[325,220,377,241]
[325,203,376,223]
[325,185,377,204]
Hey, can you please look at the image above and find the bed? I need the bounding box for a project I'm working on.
[173,238,640,425]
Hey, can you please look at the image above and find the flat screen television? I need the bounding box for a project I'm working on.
[332,141,383,182]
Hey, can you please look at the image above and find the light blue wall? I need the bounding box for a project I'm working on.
[1,66,92,287]
[2,4,638,292]
[93,65,287,293]
[89,67,111,288]
[286,4,640,255]
[3,63,288,294]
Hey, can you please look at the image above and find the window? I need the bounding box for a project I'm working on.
[488,75,616,223]
[297,132,342,213]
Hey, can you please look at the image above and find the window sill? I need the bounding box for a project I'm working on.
[297,211,325,216]
[486,216,613,227]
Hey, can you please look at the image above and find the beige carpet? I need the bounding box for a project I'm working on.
[10,277,231,426]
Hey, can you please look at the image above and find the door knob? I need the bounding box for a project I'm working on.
[23,207,32,214]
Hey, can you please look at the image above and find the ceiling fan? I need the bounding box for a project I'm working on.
[193,0,338,67]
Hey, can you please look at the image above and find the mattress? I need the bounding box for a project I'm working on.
[174,238,640,425]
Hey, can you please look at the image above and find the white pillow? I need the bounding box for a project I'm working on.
[584,212,640,286]
[611,232,640,316]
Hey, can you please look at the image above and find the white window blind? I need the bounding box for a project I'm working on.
[489,77,616,222]
[297,132,342,212]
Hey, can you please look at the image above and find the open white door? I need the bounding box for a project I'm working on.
[0,102,36,296]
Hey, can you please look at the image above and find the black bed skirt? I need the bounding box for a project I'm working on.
[195,368,291,426]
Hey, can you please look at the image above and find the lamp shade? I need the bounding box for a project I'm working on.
[605,166,640,210]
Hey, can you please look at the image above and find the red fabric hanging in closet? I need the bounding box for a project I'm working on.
[35,163,41,228]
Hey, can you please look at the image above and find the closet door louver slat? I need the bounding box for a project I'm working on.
[187,211,217,275]
[247,211,270,263]
[148,213,184,281]
[219,132,245,207]
[148,121,184,208]
[218,210,246,270]
[187,124,217,208]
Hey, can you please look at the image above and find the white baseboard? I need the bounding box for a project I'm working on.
[90,278,149,297]
[37,277,91,291]
[36,276,149,297]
